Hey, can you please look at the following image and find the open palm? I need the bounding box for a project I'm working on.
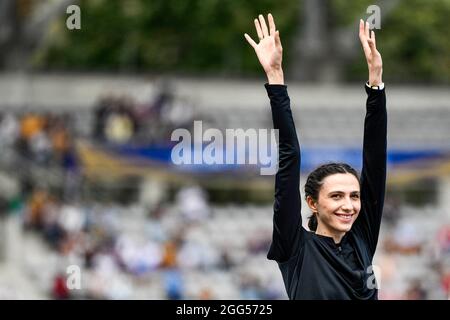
[359,19,383,85]
[245,14,283,75]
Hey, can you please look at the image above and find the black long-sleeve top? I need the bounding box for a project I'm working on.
[266,83,387,300]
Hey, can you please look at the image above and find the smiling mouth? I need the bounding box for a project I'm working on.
[334,213,355,222]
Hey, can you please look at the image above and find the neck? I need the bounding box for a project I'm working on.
[315,225,345,244]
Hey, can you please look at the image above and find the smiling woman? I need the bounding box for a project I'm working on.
[245,14,387,299]
[305,163,362,242]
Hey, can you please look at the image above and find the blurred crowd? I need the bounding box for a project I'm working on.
[376,205,450,299]
[1,86,450,300]
[93,83,195,145]
[0,111,76,170]
[0,81,196,173]
[0,103,280,298]
[9,186,281,299]
[4,184,448,300]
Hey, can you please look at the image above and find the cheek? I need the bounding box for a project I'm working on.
[318,200,361,214]
[319,200,339,213]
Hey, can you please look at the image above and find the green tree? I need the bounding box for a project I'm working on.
[34,0,450,84]
[36,0,300,75]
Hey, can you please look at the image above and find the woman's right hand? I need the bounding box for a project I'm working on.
[245,14,284,84]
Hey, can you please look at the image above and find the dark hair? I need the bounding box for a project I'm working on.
[304,163,360,231]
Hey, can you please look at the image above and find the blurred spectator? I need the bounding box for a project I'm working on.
[20,112,45,142]
[17,112,45,159]
[94,96,112,140]
[30,130,52,165]
[239,273,262,300]
[104,111,134,144]
[115,235,162,275]
[176,186,210,222]
[441,271,450,299]
[93,83,196,145]
[164,268,184,300]
[247,229,271,254]
[42,198,65,249]
[148,81,174,120]
[0,112,19,151]
[161,96,194,132]
[198,287,213,300]
[50,118,71,162]
[384,221,423,255]
[52,273,70,300]
[383,195,401,226]
[218,248,234,271]
[161,241,178,269]
[404,280,427,300]
[437,225,450,255]
[145,204,168,242]
[94,95,138,144]
[58,203,85,235]
[24,189,50,230]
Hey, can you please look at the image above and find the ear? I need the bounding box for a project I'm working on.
[306,195,318,213]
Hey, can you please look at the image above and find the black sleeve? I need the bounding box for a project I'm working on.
[265,84,303,263]
[352,84,387,258]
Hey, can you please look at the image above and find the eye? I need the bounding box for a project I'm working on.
[351,194,360,199]
[331,194,342,199]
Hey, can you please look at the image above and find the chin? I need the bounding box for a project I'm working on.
[337,223,353,233]
[332,217,356,233]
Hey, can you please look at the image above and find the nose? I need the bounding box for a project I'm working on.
[341,197,354,212]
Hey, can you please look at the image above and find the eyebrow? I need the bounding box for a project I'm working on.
[328,191,360,195]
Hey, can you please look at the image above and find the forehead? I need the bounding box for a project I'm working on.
[321,173,360,192]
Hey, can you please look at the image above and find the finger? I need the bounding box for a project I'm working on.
[361,40,372,59]
[268,13,276,36]
[254,19,263,40]
[259,14,269,37]
[368,38,378,56]
[371,30,376,48]
[275,30,282,48]
[365,21,370,39]
[359,19,365,39]
[244,33,257,49]
[358,20,372,59]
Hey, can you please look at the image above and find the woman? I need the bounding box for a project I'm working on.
[245,14,386,299]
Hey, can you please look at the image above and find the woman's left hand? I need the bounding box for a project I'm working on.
[359,19,383,86]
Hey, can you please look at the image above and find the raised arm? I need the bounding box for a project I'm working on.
[353,20,387,257]
[245,14,302,262]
